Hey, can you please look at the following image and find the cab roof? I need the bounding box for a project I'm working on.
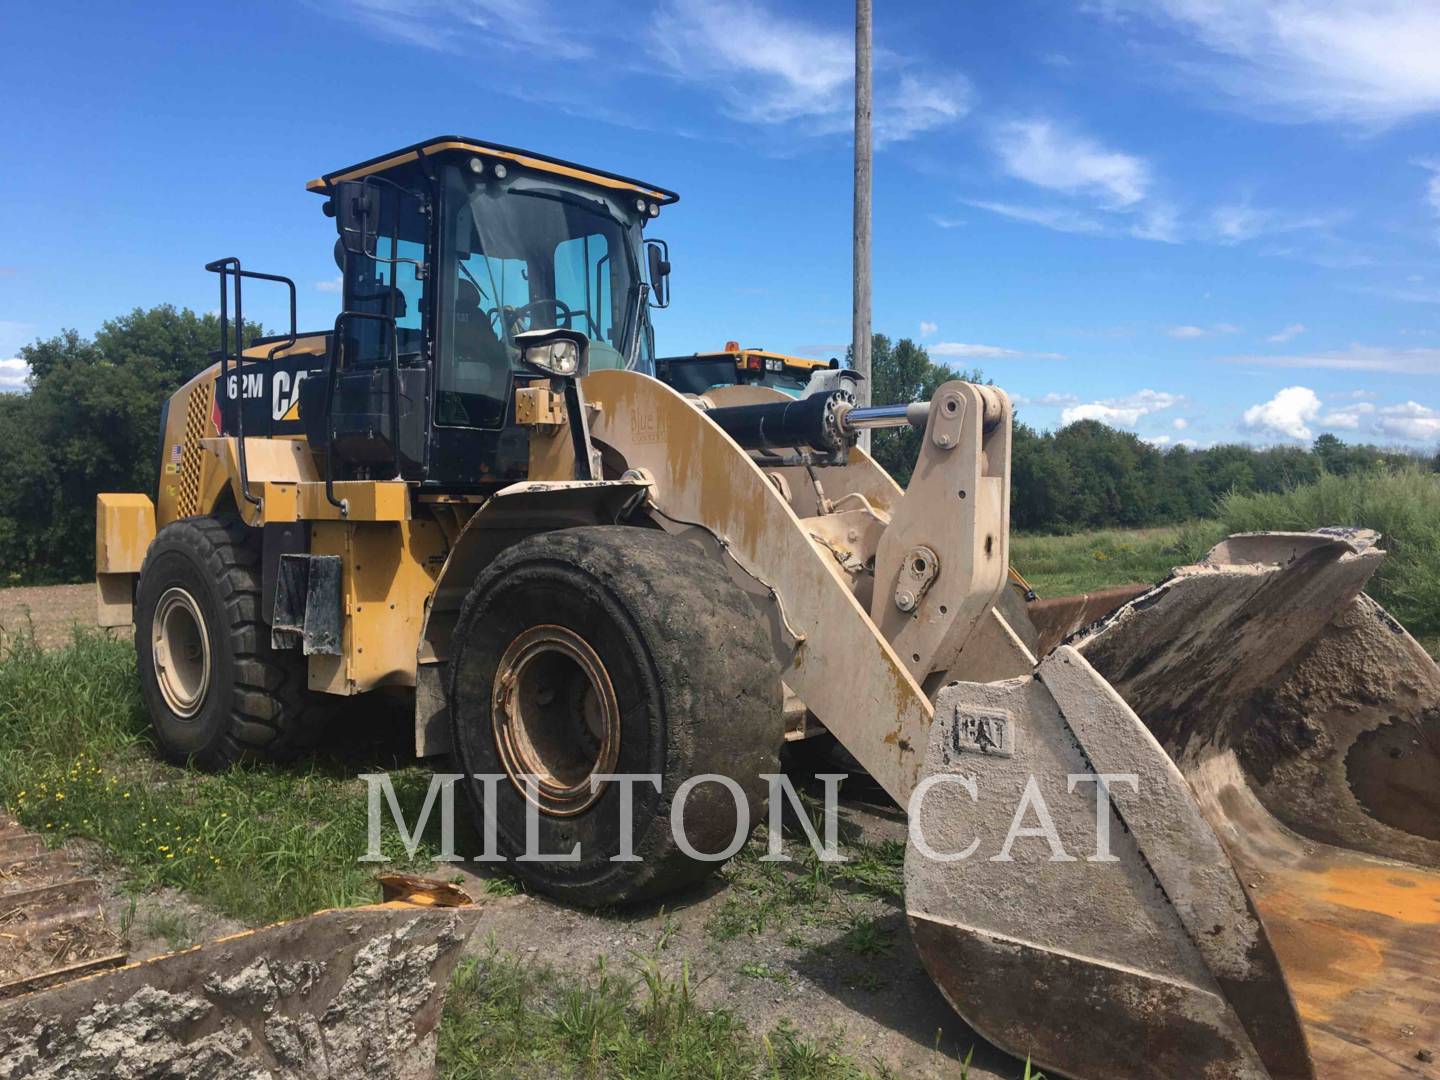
[305,135,679,205]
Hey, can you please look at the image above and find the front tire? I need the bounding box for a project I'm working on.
[447,526,783,906]
[135,516,320,770]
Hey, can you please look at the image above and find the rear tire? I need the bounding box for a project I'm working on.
[135,515,324,770]
[447,526,783,907]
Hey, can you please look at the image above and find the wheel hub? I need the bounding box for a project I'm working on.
[152,586,211,718]
[492,625,620,816]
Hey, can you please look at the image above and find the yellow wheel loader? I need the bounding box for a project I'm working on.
[90,136,1440,1078]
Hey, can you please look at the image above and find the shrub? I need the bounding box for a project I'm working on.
[1215,467,1440,639]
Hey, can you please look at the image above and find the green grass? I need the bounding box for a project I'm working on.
[1011,523,1221,597]
[705,789,906,953]
[143,909,197,951]
[437,945,889,1080]
[1214,467,1440,641]
[1012,469,1440,657]
[0,629,441,925]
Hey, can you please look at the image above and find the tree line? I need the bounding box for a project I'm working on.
[0,313,1434,586]
[0,307,260,584]
[866,333,1437,533]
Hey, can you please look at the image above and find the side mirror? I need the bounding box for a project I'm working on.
[646,239,671,309]
[334,180,377,258]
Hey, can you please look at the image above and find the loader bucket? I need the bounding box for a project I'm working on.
[906,530,1440,1079]
[0,823,476,1080]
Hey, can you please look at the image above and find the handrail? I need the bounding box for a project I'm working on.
[204,259,298,514]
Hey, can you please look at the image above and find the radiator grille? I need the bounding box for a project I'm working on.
[176,379,214,518]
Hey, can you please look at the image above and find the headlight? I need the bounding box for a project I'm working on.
[514,328,589,379]
[524,339,580,376]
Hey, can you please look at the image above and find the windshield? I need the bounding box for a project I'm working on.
[437,164,646,428]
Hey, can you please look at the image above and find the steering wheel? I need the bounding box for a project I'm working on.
[504,298,602,340]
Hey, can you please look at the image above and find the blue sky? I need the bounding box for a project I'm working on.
[3,0,1439,449]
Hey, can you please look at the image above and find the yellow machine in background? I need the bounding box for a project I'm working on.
[95,136,1440,1079]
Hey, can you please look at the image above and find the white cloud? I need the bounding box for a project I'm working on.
[1327,388,1378,401]
[878,73,973,145]
[993,119,1150,207]
[1319,401,1375,430]
[1423,161,1440,215]
[964,200,1106,235]
[1373,401,1440,442]
[328,0,590,58]
[930,214,965,229]
[1234,388,1440,444]
[1222,344,1440,375]
[1166,323,1240,339]
[1266,323,1306,343]
[1144,434,1173,447]
[1420,159,1440,243]
[1130,203,1182,243]
[1212,203,1267,244]
[1091,1,1440,126]
[0,357,28,392]
[650,0,968,142]
[931,341,1067,361]
[316,276,343,293]
[1062,388,1184,427]
[1211,201,1338,245]
[1173,417,1189,430]
[651,0,849,128]
[919,321,937,337]
[1013,391,1081,407]
[1241,386,1323,441]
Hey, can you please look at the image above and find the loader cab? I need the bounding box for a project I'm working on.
[657,346,836,398]
[309,137,678,491]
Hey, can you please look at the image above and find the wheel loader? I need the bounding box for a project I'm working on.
[87,136,1440,1078]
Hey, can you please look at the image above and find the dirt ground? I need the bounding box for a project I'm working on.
[7,581,1022,1077]
[67,806,1020,1079]
[448,801,1024,1079]
[0,584,111,650]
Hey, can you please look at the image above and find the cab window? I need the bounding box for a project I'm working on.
[342,188,427,368]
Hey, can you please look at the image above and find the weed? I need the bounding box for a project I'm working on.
[438,947,878,1078]
[738,960,789,983]
[838,914,894,958]
[1011,525,1213,598]
[0,629,442,925]
[1215,467,1440,640]
[1012,469,1440,658]
[143,909,195,951]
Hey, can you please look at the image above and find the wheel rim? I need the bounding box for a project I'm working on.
[492,625,621,816]
[152,586,212,718]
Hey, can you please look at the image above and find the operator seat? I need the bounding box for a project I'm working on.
[450,278,508,399]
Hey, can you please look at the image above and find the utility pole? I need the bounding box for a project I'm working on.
[853,0,873,445]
